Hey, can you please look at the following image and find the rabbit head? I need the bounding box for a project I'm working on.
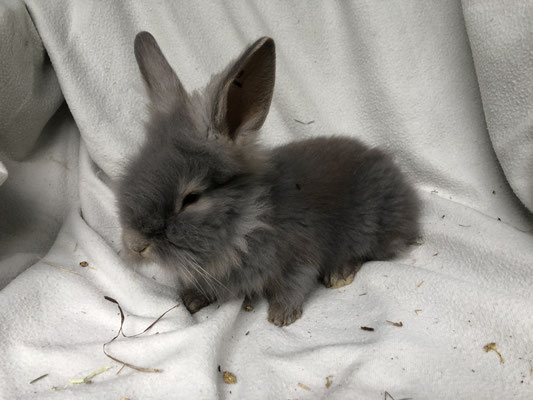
[117,32,275,279]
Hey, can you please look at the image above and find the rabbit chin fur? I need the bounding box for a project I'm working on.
[117,32,420,326]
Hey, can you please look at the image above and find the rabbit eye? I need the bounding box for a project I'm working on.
[182,192,201,209]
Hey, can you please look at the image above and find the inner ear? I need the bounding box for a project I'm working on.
[219,37,276,140]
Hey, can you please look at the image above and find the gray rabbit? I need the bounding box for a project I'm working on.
[117,32,420,326]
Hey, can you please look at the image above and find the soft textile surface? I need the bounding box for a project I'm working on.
[0,0,63,160]
[0,0,74,288]
[1,1,532,399]
[463,0,533,213]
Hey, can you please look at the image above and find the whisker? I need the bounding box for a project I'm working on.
[191,260,237,299]
[169,241,237,299]
[187,260,219,297]
[167,242,209,298]
[180,264,210,300]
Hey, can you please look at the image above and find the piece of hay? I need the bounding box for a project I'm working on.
[386,320,403,327]
[483,342,504,364]
[38,257,81,276]
[104,296,179,338]
[103,339,161,373]
[432,252,439,257]
[360,326,374,331]
[417,280,424,287]
[29,374,48,384]
[223,371,237,384]
[103,296,179,373]
[414,309,422,315]
[325,375,333,388]
[68,366,111,384]
[298,382,311,391]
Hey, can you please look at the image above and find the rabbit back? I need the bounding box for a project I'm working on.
[264,135,420,275]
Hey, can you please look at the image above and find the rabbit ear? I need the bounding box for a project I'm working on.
[212,37,275,141]
[134,31,189,112]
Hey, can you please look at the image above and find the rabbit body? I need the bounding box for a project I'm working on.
[117,32,420,326]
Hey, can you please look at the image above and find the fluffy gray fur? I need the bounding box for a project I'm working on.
[117,32,420,326]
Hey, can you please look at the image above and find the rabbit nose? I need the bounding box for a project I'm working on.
[132,243,151,256]
[122,229,151,256]
[139,244,151,256]
[138,244,150,257]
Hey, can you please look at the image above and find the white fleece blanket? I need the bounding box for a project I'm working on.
[1,1,533,399]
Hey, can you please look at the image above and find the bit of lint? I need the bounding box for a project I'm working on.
[29,374,48,384]
[385,391,412,400]
[244,305,254,312]
[483,342,504,364]
[386,320,403,327]
[223,371,237,384]
[414,309,422,315]
[294,119,315,125]
[79,261,97,270]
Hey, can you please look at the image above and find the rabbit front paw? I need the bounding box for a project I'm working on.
[322,261,362,289]
[322,270,356,289]
[182,289,213,314]
[267,302,303,327]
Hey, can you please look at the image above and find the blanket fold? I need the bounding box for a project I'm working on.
[462,0,533,213]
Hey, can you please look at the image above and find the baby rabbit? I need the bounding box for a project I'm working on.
[117,32,420,326]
